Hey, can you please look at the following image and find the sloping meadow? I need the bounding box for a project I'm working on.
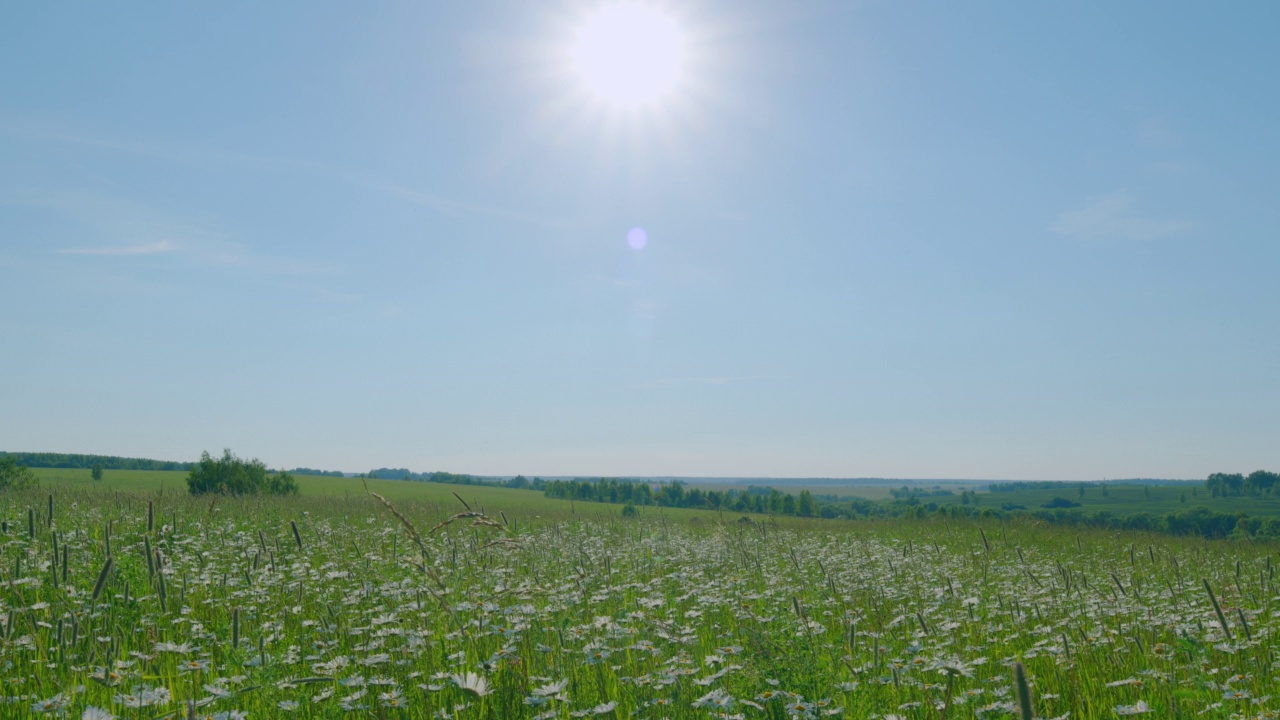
[0,486,1273,718]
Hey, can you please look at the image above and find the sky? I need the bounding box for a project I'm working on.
[2,1,1278,480]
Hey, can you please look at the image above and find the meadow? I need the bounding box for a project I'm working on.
[1,472,1277,719]
[953,482,1280,518]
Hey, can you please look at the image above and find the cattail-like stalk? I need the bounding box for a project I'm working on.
[28,508,35,539]
[979,528,990,552]
[91,556,114,603]
[145,535,154,578]
[291,520,303,550]
[1203,578,1233,640]
[48,494,54,527]
[61,546,68,584]
[1236,608,1252,642]
[1013,661,1034,720]
[147,500,154,534]
[232,608,240,649]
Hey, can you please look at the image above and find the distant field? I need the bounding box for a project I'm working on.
[685,482,901,500]
[28,467,748,524]
[33,469,1273,519]
[957,482,1280,516]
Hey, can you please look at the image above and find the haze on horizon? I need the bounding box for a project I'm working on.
[2,2,1277,481]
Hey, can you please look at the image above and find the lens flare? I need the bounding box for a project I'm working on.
[627,227,648,250]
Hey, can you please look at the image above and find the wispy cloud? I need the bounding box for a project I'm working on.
[387,184,577,229]
[2,120,579,232]
[6,187,328,276]
[634,375,768,390]
[1049,190,1192,242]
[58,240,177,256]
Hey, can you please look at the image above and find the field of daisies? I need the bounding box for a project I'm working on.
[1,485,1277,719]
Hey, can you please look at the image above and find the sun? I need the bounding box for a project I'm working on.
[570,2,687,108]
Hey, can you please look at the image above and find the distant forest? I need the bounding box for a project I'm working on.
[0,451,191,471]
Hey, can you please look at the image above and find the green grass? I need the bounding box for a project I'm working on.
[959,482,1280,516]
[29,467,739,524]
[5,473,1280,718]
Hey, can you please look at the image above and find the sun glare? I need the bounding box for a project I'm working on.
[570,3,686,108]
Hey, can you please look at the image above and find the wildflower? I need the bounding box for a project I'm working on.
[451,672,492,697]
[532,680,569,699]
[277,700,299,712]
[114,686,171,708]
[31,695,70,714]
[155,641,193,654]
[693,689,735,711]
[202,684,233,699]
[1115,700,1151,715]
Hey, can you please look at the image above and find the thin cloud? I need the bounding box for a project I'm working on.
[388,184,577,229]
[634,375,768,390]
[58,240,177,256]
[1049,190,1192,241]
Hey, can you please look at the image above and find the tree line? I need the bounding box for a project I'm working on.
[0,451,191,471]
[1205,470,1280,497]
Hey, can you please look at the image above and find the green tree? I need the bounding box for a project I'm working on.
[186,449,298,496]
[91,464,104,482]
[1247,470,1280,495]
[0,456,38,490]
[797,490,815,517]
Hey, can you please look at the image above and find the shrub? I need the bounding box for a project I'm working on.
[0,456,38,490]
[186,449,299,496]
[1042,497,1082,509]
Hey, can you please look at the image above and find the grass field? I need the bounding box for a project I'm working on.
[27,467,736,524]
[958,482,1280,517]
[686,483,901,501]
[3,472,1279,719]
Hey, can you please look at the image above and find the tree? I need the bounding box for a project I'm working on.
[186,449,298,496]
[797,490,815,517]
[91,464,104,482]
[1247,470,1280,495]
[1207,472,1246,497]
[781,494,797,515]
[0,456,38,490]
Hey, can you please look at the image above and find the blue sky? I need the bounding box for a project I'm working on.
[2,1,1277,479]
